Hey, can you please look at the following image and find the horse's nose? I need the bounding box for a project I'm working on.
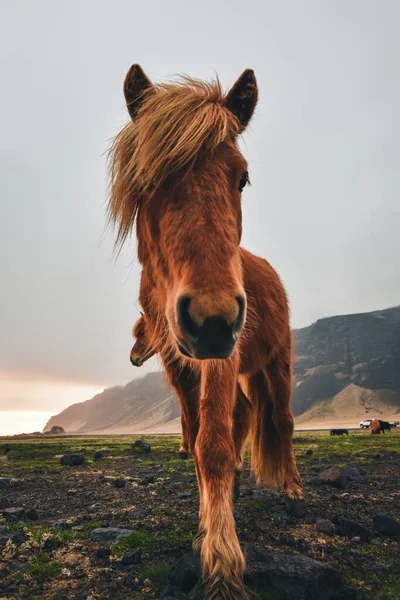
[176,294,246,359]
[130,356,143,367]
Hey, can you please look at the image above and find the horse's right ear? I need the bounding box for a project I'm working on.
[224,69,258,131]
[124,64,153,120]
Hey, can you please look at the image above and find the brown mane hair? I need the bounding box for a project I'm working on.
[108,77,240,246]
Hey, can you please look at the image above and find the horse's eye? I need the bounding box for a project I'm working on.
[238,171,249,192]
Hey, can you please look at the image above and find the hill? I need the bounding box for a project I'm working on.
[44,306,400,433]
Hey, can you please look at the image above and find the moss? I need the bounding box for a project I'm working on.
[140,562,172,585]
[110,531,156,557]
[28,552,62,582]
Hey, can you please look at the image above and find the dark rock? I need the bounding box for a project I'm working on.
[91,527,133,544]
[2,507,25,520]
[306,449,313,455]
[373,453,385,460]
[332,516,372,541]
[60,453,84,466]
[161,584,186,599]
[67,488,78,496]
[94,450,105,461]
[374,564,390,578]
[373,515,400,537]
[0,497,11,509]
[11,531,29,545]
[316,519,336,536]
[133,440,151,453]
[340,466,362,481]
[140,475,155,485]
[113,478,126,488]
[244,544,366,600]
[178,451,189,460]
[241,487,253,497]
[26,508,39,521]
[121,549,142,565]
[178,492,191,499]
[170,554,201,592]
[52,520,72,530]
[285,499,306,517]
[318,467,348,488]
[96,548,111,560]
[129,508,150,520]
[279,533,296,546]
[124,569,139,587]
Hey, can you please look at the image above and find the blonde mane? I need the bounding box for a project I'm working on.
[108,76,240,246]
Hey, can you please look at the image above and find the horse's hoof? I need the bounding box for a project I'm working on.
[178,451,189,459]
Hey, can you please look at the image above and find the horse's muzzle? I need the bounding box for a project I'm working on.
[177,295,245,360]
[130,356,143,367]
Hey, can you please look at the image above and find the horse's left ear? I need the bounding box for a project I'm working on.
[224,69,258,131]
[124,64,154,120]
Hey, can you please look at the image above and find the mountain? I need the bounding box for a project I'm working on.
[45,306,400,433]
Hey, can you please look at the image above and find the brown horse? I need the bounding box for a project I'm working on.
[108,64,302,600]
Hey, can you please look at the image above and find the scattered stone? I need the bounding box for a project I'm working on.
[318,467,347,488]
[306,449,313,455]
[161,584,186,599]
[113,478,126,488]
[121,548,142,565]
[52,520,72,530]
[128,508,150,520]
[133,440,151,453]
[244,544,366,600]
[2,507,25,520]
[373,515,400,537]
[285,499,306,517]
[170,554,201,592]
[26,508,38,521]
[316,519,336,536]
[279,533,296,546]
[96,548,111,560]
[332,516,372,541]
[67,488,78,496]
[91,527,133,544]
[60,453,84,466]
[11,531,29,545]
[140,475,155,486]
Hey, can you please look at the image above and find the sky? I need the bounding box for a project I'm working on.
[0,0,399,433]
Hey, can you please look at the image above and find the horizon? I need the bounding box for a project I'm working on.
[1,1,399,435]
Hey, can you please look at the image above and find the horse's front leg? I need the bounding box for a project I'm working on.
[196,356,248,600]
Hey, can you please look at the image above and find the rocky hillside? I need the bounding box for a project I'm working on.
[292,305,400,417]
[45,306,400,433]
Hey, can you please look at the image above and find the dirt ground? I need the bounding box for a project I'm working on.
[0,430,399,599]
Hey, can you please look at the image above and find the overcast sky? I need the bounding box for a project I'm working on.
[0,0,399,421]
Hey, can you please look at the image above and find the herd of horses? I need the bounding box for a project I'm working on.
[330,421,394,436]
[108,64,302,600]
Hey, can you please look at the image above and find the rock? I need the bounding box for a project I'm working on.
[340,466,362,481]
[45,425,65,435]
[373,453,385,459]
[113,478,126,488]
[285,499,306,517]
[124,570,139,587]
[26,508,39,521]
[0,497,11,509]
[91,527,133,544]
[121,549,142,565]
[11,531,29,545]
[2,507,25,520]
[67,488,78,496]
[60,454,84,466]
[178,451,189,460]
[332,516,372,541]
[306,449,313,455]
[279,533,296,546]
[133,440,151,453]
[316,519,336,536]
[140,475,155,485]
[161,584,186,599]
[244,545,366,600]
[374,564,390,578]
[241,487,253,497]
[170,554,201,592]
[96,548,111,560]
[95,449,109,461]
[52,520,72,530]
[318,467,347,488]
[128,508,150,520]
[373,515,400,537]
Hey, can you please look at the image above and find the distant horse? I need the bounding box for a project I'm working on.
[108,64,302,600]
[330,429,349,436]
[371,419,391,434]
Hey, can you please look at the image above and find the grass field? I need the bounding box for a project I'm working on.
[0,430,399,599]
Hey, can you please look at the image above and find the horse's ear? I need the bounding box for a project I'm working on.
[224,69,258,131]
[124,64,154,120]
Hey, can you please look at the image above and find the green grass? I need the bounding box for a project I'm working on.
[140,562,172,585]
[28,552,62,582]
[110,531,157,557]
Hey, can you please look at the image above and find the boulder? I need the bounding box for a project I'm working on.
[60,454,84,466]
[332,516,372,541]
[2,507,25,521]
[133,439,151,453]
[316,519,336,536]
[170,554,201,593]
[121,549,142,565]
[91,527,134,544]
[373,515,400,537]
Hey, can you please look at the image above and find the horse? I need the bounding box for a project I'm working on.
[108,64,302,600]
[375,420,392,434]
[330,429,349,436]
[370,419,382,434]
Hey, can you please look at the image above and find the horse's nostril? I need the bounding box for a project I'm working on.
[234,295,246,332]
[177,295,199,341]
